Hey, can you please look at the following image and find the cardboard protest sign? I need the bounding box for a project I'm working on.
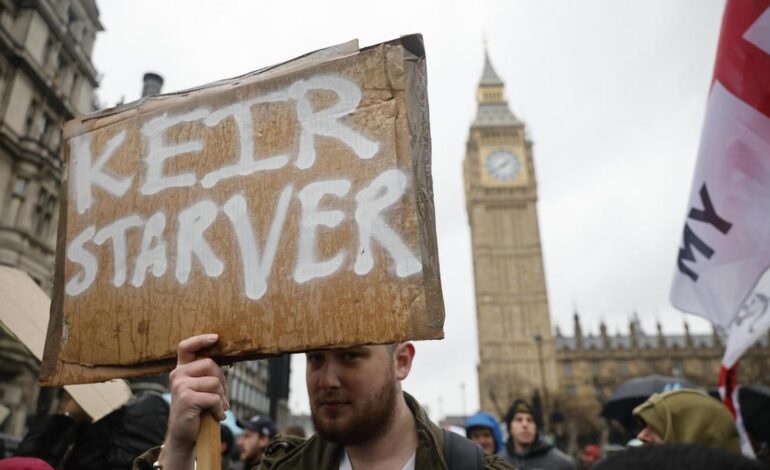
[41,35,444,386]
[0,266,132,419]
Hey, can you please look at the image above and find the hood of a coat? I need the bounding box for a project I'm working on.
[465,411,504,453]
[632,389,740,453]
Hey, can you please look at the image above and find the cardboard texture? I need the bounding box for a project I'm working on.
[41,35,444,386]
[0,266,131,420]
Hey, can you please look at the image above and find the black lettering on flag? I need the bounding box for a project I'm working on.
[677,224,714,282]
[688,183,732,234]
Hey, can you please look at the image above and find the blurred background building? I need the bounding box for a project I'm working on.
[554,312,770,448]
[0,0,102,439]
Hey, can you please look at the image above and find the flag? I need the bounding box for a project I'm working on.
[670,0,770,370]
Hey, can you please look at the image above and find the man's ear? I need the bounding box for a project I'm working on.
[394,342,415,380]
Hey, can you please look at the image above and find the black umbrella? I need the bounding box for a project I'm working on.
[739,384,770,444]
[600,375,700,431]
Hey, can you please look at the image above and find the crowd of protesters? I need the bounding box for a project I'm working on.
[0,339,768,469]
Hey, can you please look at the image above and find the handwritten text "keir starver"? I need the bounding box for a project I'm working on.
[65,75,422,300]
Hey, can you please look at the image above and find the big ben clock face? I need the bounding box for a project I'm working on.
[485,150,521,181]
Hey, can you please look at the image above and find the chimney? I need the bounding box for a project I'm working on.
[599,320,609,349]
[142,72,164,98]
[573,310,583,350]
[657,320,665,348]
[684,319,693,348]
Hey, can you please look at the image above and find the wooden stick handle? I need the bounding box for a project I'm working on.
[196,413,221,470]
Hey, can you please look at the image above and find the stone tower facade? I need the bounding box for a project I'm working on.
[464,51,558,418]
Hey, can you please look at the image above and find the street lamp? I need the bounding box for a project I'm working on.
[534,334,550,429]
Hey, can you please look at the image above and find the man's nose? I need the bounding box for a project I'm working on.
[317,361,342,389]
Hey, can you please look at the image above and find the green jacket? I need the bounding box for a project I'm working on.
[134,392,514,469]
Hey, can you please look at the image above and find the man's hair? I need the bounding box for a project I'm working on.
[504,399,539,430]
[594,444,765,470]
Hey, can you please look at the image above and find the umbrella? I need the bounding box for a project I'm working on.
[739,384,770,444]
[600,375,700,431]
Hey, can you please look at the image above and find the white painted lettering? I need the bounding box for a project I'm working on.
[293,179,351,283]
[72,131,132,214]
[354,169,421,277]
[176,199,224,283]
[223,186,292,300]
[201,100,289,189]
[288,75,379,169]
[140,108,210,195]
[93,215,144,287]
[64,225,98,296]
[131,212,168,287]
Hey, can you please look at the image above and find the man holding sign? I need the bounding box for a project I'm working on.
[40,34,506,470]
[133,336,512,469]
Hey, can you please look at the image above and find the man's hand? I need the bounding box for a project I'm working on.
[159,334,230,468]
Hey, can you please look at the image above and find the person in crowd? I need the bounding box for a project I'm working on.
[465,411,503,454]
[579,444,602,469]
[632,389,740,453]
[497,399,574,470]
[593,443,765,470]
[15,383,168,469]
[220,424,237,470]
[235,415,277,468]
[133,335,514,469]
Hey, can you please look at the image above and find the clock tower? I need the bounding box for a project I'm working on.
[464,51,558,418]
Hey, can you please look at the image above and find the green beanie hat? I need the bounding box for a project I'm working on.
[632,389,740,454]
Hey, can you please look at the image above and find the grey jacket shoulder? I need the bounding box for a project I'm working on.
[498,445,574,470]
[543,446,575,470]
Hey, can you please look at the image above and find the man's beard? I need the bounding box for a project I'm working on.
[311,375,398,446]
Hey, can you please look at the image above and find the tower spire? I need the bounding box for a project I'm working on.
[480,48,504,86]
[474,46,519,127]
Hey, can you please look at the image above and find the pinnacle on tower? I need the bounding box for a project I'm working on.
[480,48,504,86]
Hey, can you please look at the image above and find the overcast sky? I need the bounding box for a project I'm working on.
[93,0,727,419]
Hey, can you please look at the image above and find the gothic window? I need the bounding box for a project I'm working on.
[563,361,573,378]
[673,359,685,376]
[40,112,54,146]
[12,176,27,198]
[565,385,577,396]
[53,54,71,87]
[617,361,629,377]
[42,37,55,70]
[67,6,78,32]
[32,188,56,238]
[24,99,39,137]
[0,63,7,101]
[69,71,79,98]
[701,359,713,376]
[592,361,601,377]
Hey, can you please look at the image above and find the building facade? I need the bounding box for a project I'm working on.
[464,51,559,418]
[0,0,102,438]
[555,313,770,446]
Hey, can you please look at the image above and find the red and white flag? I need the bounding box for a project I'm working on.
[670,0,770,369]
[670,0,770,457]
